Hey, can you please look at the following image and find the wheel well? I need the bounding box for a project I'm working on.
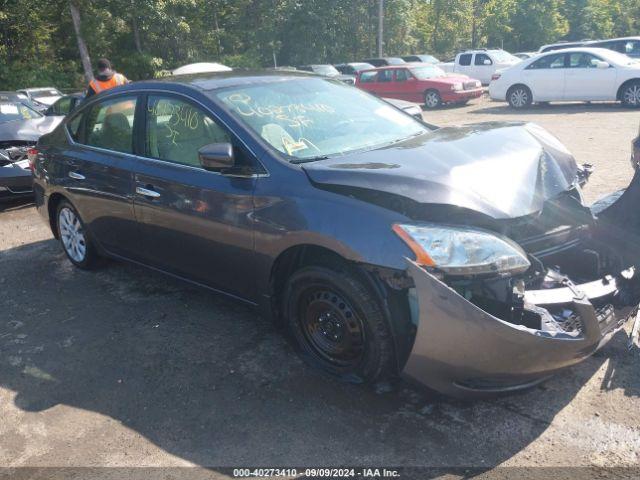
[47,192,68,239]
[269,245,349,322]
[268,244,415,372]
[507,83,532,96]
[617,79,640,100]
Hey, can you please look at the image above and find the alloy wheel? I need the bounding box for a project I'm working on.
[623,84,640,106]
[510,88,528,108]
[424,91,440,108]
[59,207,87,263]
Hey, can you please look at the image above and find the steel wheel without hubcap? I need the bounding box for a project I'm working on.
[59,206,87,263]
[298,287,365,368]
[424,90,441,109]
[622,84,640,107]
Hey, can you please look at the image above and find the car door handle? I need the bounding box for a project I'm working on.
[136,186,161,198]
[68,171,85,180]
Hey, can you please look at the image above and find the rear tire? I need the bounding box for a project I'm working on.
[282,263,395,384]
[424,89,442,109]
[620,81,640,107]
[507,85,532,109]
[56,200,99,269]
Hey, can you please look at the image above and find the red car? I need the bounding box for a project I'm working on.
[355,64,483,108]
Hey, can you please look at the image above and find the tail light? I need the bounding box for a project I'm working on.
[491,73,501,82]
[27,147,38,173]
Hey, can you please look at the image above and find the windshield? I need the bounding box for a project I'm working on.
[217,78,427,161]
[490,50,520,63]
[313,65,340,76]
[31,89,62,99]
[0,101,42,123]
[411,66,447,79]
[386,57,406,65]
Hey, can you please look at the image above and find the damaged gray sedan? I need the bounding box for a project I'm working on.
[32,73,640,398]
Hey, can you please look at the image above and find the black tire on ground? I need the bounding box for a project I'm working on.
[507,85,533,109]
[282,262,395,384]
[620,81,640,108]
[424,89,442,109]
[56,200,100,270]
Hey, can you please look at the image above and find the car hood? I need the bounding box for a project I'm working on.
[0,116,63,143]
[302,122,579,219]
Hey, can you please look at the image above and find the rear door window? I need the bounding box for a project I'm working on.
[395,69,411,82]
[145,95,230,168]
[527,53,566,69]
[458,54,472,66]
[82,96,137,153]
[377,70,393,82]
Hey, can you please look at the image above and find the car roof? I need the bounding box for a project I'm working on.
[123,70,330,93]
[537,46,620,54]
[588,36,640,43]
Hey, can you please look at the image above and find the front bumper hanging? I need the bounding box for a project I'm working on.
[403,261,638,398]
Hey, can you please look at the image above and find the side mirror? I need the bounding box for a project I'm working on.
[596,61,610,69]
[198,142,235,170]
[483,59,492,66]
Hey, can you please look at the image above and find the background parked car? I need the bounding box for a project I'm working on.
[538,41,588,53]
[490,47,640,108]
[296,64,355,84]
[335,62,375,75]
[16,87,63,111]
[0,92,63,199]
[356,64,482,108]
[439,49,520,84]
[514,52,537,60]
[45,93,84,117]
[587,36,640,58]
[401,54,440,64]
[362,57,406,67]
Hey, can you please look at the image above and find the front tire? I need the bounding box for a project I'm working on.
[283,263,395,384]
[424,89,442,109]
[621,81,640,107]
[507,85,532,109]
[56,200,99,269]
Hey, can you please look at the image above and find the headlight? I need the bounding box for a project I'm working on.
[393,223,531,276]
[451,83,463,91]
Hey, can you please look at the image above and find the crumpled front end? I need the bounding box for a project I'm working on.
[402,171,640,398]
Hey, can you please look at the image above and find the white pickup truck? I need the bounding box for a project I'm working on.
[439,49,521,85]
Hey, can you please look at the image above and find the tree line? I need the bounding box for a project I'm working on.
[0,0,638,90]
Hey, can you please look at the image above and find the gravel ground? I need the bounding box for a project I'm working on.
[0,96,639,479]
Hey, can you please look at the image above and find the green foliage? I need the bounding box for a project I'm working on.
[0,0,638,90]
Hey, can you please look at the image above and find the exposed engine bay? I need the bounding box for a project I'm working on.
[426,180,638,331]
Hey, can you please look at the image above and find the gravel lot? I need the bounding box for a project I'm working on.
[1,96,639,478]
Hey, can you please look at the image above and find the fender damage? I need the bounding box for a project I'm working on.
[403,171,640,397]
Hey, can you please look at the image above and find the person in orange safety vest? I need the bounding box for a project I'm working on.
[86,58,129,97]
